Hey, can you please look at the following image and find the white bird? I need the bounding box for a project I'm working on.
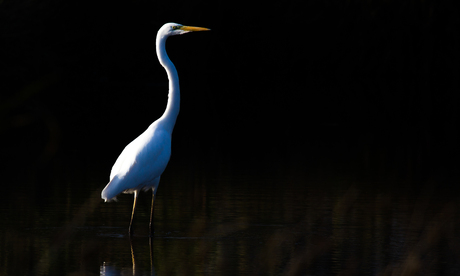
[101,23,210,236]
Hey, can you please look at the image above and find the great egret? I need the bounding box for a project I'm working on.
[101,23,210,236]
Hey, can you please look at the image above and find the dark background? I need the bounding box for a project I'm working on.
[1,0,459,187]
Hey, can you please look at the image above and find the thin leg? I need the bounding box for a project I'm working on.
[129,236,136,275]
[129,191,139,236]
[149,189,156,236]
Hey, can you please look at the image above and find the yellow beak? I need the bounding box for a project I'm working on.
[180,26,211,32]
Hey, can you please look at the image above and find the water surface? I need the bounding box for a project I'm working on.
[1,155,460,275]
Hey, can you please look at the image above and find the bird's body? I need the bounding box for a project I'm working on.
[102,122,170,200]
[101,23,209,236]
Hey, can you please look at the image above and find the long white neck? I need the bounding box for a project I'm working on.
[156,33,179,134]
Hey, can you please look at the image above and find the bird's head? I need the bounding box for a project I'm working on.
[160,23,210,37]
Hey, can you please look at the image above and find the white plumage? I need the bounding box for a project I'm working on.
[101,23,210,235]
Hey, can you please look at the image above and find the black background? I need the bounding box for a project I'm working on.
[1,0,459,185]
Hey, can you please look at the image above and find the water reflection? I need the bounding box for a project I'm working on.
[1,157,460,275]
[100,237,156,276]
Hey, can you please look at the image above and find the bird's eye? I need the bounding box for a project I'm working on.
[172,26,181,30]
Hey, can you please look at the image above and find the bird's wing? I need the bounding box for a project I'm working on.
[110,126,172,187]
[131,128,171,186]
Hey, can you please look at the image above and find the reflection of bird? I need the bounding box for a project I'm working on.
[101,23,210,236]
